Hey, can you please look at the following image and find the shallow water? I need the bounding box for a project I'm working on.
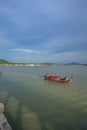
[0,65,87,130]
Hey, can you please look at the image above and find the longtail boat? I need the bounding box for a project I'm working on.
[43,73,73,83]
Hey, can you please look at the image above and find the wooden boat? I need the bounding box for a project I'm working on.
[43,73,73,83]
[54,78,71,83]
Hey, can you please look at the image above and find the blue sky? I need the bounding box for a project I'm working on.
[0,0,87,63]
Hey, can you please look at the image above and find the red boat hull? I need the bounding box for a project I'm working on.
[44,76,72,83]
[55,79,71,83]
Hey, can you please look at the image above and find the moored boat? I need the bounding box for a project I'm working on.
[55,78,71,83]
[43,73,73,83]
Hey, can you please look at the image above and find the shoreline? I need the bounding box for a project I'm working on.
[0,103,12,130]
[0,64,53,66]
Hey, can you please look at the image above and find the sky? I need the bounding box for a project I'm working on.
[0,0,87,63]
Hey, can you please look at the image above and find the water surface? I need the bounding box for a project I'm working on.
[0,65,87,130]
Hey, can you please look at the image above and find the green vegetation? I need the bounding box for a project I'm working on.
[40,62,54,65]
[0,59,87,66]
[0,59,12,64]
[0,59,54,66]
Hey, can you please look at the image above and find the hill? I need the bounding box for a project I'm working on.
[66,62,81,65]
[0,59,11,64]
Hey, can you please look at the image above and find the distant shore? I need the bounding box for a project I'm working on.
[0,63,53,66]
[0,63,87,67]
[0,59,87,66]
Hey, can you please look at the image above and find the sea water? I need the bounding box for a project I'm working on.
[0,65,87,130]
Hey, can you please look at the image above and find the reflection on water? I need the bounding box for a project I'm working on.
[0,70,2,76]
[0,65,87,130]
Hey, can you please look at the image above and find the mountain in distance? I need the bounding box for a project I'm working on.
[66,62,81,65]
[0,59,87,66]
[0,59,54,65]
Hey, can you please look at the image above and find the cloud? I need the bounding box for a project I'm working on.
[1,0,86,32]
[39,35,87,54]
[0,0,87,63]
[52,50,87,63]
[0,30,16,48]
[11,48,40,54]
